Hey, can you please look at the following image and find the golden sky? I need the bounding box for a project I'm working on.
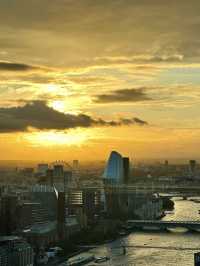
[1,0,200,161]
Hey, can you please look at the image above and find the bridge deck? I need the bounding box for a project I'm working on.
[127,220,200,228]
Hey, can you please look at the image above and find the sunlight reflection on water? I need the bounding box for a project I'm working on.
[87,197,200,266]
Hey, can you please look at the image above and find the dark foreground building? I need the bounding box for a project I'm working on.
[0,236,34,266]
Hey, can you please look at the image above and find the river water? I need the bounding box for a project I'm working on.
[86,197,200,266]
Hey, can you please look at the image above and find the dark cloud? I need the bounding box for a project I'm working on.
[132,117,148,125]
[0,61,44,72]
[0,101,148,133]
[120,117,148,126]
[94,88,152,103]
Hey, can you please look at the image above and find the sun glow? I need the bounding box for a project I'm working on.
[45,84,59,93]
[50,100,66,112]
[24,129,93,147]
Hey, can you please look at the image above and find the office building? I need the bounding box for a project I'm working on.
[123,157,130,184]
[73,160,79,170]
[46,169,54,186]
[53,165,64,179]
[103,151,124,184]
[103,151,131,184]
[0,236,34,266]
[57,192,66,240]
[64,171,72,190]
[0,195,18,235]
[18,202,51,229]
[189,160,196,175]
[37,164,48,176]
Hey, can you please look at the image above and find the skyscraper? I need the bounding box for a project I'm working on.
[123,157,130,184]
[189,160,196,172]
[53,164,64,179]
[37,164,48,176]
[73,160,79,170]
[57,192,66,240]
[103,151,124,184]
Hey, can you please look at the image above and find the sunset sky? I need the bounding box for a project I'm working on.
[1,0,200,161]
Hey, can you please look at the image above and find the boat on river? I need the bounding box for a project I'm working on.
[59,253,94,266]
[94,256,110,263]
[193,199,200,203]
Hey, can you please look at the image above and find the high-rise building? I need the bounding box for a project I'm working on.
[37,164,48,176]
[73,160,79,170]
[57,192,66,240]
[53,165,64,179]
[72,160,80,186]
[64,171,72,190]
[103,151,131,184]
[189,160,196,175]
[46,169,54,186]
[83,189,101,224]
[103,151,124,184]
[18,202,51,229]
[53,165,65,191]
[123,157,130,184]
[0,195,18,235]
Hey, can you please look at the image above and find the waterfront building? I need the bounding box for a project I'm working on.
[83,189,101,224]
[127,193,163,220]
[66,188,102,227]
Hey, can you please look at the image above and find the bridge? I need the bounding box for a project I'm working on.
[79,244,200,251]
[127,220,200,230]
[75,184,200,197]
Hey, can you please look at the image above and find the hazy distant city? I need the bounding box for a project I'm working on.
[1,151,200,265]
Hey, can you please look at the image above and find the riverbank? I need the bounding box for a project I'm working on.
[46,219,122,265]
[79,198,200,266]
[48,197,175,265]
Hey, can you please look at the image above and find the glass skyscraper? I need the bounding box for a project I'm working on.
[103,151,124,184]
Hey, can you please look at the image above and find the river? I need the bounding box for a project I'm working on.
[86,197,200,265]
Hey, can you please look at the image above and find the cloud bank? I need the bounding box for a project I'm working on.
[0,101,148,133]
[94,88,151,103]
[0,61,45,72]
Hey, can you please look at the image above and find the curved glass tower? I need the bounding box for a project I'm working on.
[103,151,124,184]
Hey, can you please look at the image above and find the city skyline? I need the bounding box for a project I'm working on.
[1,1,200,160]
